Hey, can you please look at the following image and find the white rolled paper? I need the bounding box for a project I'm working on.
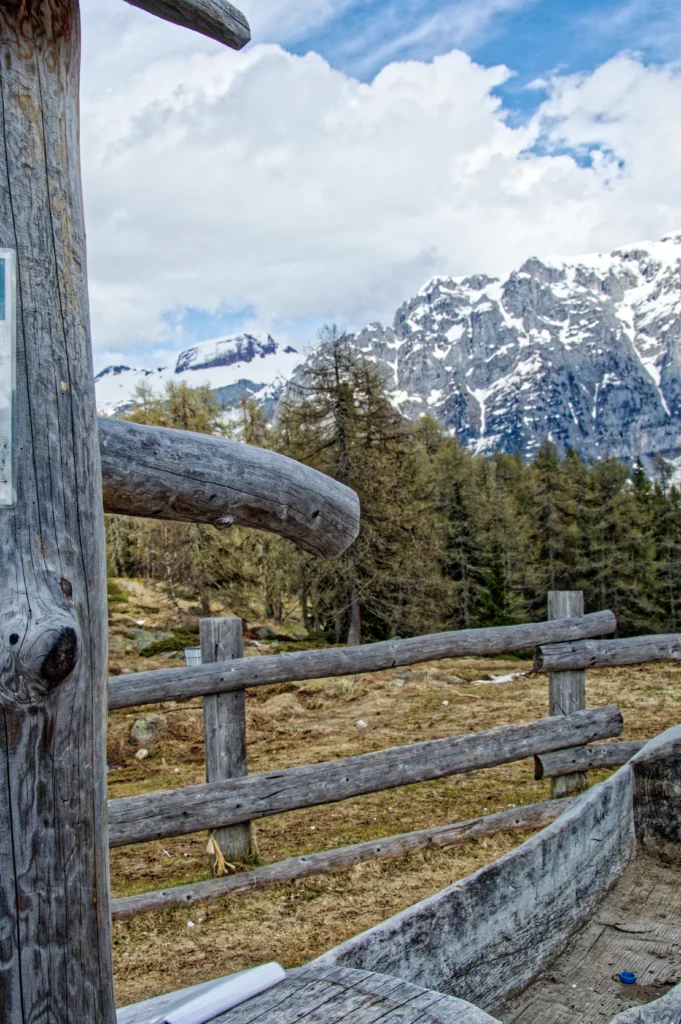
[147,962,285,1024]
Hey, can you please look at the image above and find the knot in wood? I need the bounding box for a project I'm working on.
[12,619,81,702]
[38,625,79,687]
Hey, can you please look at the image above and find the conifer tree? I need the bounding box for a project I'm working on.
[522,442,587,614]
[276,328,442,642]
[104,355,681,640]
[473,457,529,626]
[649,456,681,631]
[580,456,658,634]
[433,437,481,629]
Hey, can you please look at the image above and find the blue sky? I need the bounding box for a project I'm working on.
[80,0,681,370]
[279,0,681,105]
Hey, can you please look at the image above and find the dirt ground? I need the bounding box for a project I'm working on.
[107,579,681,1009]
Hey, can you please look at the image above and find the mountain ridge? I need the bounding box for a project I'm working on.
[349,233,681,465]
[95,234,681,473]
[95,332,302,416]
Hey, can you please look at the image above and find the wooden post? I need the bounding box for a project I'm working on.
[201,617,253,863]
[0,2,115,1020]
[547,591,588,797]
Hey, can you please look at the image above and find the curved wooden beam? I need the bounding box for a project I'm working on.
[99,417,361,558]
[122,0,250,49]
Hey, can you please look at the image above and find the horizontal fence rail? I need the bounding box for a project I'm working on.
[108,610,617,710]
[108,705,622,847]
[110,797,576,919]
[535,634,681,673]
[534,740,644,780]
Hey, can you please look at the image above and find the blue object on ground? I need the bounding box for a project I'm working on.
[619,971,637,984]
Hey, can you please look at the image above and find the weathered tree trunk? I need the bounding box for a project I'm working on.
[301,570,311,633]
[534,741,644,780]
[535,633,681,672]
[0,3,115,1021]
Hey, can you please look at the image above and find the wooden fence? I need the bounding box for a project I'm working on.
[107,590,679,920]
[108,609,616,709]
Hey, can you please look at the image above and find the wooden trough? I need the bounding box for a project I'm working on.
[116,728,681,1022]
[309,726,681,1024]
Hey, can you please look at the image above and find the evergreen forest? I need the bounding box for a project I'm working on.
[106,331,681,641]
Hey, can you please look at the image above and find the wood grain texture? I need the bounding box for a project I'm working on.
[315,757,637,1015]
[110,798,575,919]
[122,0,250,48]
[99,417,360,558]
[108,610,617,710]
[0,2,115,1019]
[547,592,587,797]
[201,617,252,862]
[107,706,622,847]
[534,740,644,779]
[631,725,681,865]
[116,965,503,1024]
[536,634,681,673]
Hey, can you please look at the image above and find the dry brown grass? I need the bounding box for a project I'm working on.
[107,581,681,1009]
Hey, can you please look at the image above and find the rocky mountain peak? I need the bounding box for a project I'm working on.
[95,234,681,476]
[350,233,681,473]
[174,333,278,374]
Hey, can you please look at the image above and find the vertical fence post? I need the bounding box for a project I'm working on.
[200,617,253,863]
[547,591,588,797]
[0,2,116,1019]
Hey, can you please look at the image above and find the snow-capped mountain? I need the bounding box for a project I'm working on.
[95,333,302,416]
[95,234,681,473]
[351,233,681,469]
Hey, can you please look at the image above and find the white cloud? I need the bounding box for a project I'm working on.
[340,0,535,73]
[239,0,356,44]
[575,0,681,63]
[80,41,681,359]
[80,0,354,96]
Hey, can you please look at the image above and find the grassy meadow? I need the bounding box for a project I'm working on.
[107,578,680,1007]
